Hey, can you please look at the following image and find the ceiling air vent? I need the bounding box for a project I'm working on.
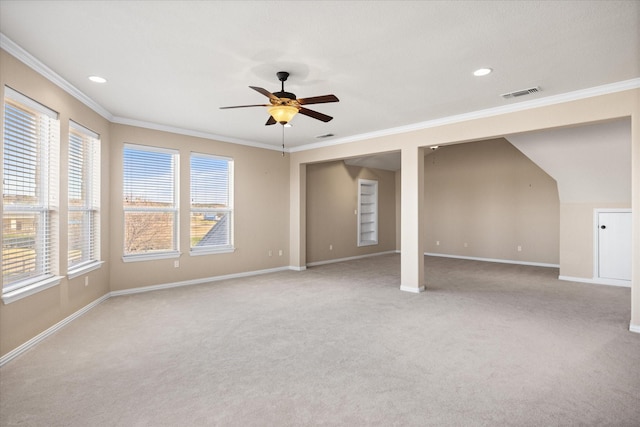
[315,133,334,139]
[500,86,541,99]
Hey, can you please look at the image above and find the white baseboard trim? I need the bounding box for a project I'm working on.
[630,324,640,334]
[2,266,297,366]
[424,252,559,268]
[110,266,292,297]
[0,293,110,367]
[558,275,631,288]
[288,266,307,271]
[400,285,425,293]
[306,250,397,267]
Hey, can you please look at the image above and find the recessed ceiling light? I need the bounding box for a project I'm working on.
[88,76,107,83]
[473,68,492,77]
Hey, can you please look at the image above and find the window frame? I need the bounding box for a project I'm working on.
[189,152,234,255]
[2,86,62,303]
[122,143,180,262]
[67,120,102,278]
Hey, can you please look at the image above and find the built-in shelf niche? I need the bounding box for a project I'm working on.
[357,179,378,246]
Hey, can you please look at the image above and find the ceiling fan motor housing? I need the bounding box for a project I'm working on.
[273,91,297,103]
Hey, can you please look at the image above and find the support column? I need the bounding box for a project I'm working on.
[289,162,307,271]
[630,109,640,332]
[400,146,425,293]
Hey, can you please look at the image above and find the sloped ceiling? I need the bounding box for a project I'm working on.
[506,119,631,203]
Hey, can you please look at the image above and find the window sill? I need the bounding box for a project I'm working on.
[122,251,181,263]
[190,246,235,256]
[68,260,104,279]
[2,275,63,305]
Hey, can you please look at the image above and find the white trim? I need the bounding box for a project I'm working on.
[112,116,283,152]
[400,285,425,293]
[0,293,110,367]
[290,78,640,153]
[630,324,640,334]
[67,260,104,280]
[2,276,64,304]
[122,251,181,263]
[5,86,58,118]
[110,266,291,297]
[306,250,397,267]
[69,120,100,139]
[357,179,379,247]
[558,275,631,288]
[424,252,559,268]
[288,266,307,271]
[189,247,235,256]
[0,34,113,121]
[3,32,639,154]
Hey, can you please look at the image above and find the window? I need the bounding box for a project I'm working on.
[357,179,378,246]
[2,87,61,296]
[123,144,179,260]
[190,153,234,254]
[68,121,101,276]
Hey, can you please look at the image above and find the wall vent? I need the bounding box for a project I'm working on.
[500,86,541,99]
[315,133,334,139]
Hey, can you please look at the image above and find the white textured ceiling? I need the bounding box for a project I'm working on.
[0,1,638,151]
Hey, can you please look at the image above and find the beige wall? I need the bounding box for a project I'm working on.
[2,43,640,357]
[559,202,630,278]
[108,124,290,291]
[0,49,290,358]
[305,161,396,263]
[424,138,560,265]
[1,50,112,356]
[289,88,639,326]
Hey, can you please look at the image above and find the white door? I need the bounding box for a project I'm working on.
[597,211,632,281]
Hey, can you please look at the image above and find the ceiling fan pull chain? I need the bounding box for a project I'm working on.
[282,124,285,157]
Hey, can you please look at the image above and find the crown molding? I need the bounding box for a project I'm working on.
[3,32,638,154]
[289,78,640,153]
[110,116,284,152]
[1,33,113,121]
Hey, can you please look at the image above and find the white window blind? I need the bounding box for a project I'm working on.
[190,153,234,253]
[123,144,179,258]
[68,121,100,271]
[2,87,60,292]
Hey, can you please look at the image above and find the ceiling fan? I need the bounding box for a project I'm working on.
[220,71,339,126]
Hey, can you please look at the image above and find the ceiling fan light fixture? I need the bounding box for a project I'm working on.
[268,105,298,124]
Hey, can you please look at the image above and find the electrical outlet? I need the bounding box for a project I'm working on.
[84,277,89,287]
[174,260,179,268]
[268,250,273,257]
[464,242,468,248]
[329,244,333,251]
[517,245,522,252]
[278,249,283,256]
[436,241,440,246]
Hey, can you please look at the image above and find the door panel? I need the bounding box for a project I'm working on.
[598,212,631,281]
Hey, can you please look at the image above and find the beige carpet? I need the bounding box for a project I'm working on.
[1,254,639,426]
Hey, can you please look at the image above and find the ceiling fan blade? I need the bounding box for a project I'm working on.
[219,104,269,109]
[297,94,339,105]
[298,107,333,122]
[265,116,276,126]
[249,86,280,102]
